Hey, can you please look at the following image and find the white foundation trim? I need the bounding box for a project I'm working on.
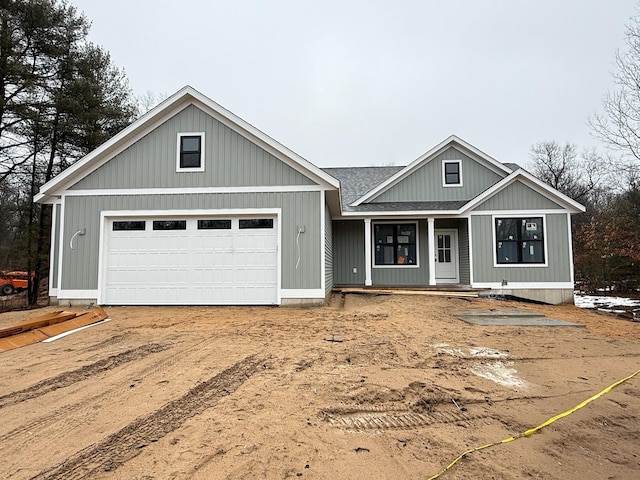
[472,282,574,289]
[280,289,325,298]
[56,289,99,299]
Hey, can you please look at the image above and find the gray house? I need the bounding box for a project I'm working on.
[36,86,585,306]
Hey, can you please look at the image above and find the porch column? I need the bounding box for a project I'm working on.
[364,218,372,286]
[427,217,436,285]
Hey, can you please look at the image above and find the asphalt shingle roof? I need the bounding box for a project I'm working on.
[322,166,471,213]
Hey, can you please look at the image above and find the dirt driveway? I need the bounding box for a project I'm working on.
[0,294,639,480]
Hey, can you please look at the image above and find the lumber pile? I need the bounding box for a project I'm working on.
[0,308,108,352]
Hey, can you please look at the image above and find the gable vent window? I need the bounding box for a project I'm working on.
[495,217,545,264]
[177,132,205,171]
[442,160,462,186]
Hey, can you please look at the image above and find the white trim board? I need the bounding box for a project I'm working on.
[280,289,325,299]
[64,185,326,197]
[56,289,99,299]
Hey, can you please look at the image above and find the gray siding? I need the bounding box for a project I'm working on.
[372,147,504,203]
[70,105,315,190]
[332,221,365,285]
[458,219,470,285]
[324,203,333,295]
[471,213,571,283]
[372,220,429,286]
[474,181,564,211]
[50,203,61,289]
[60,192,321,291]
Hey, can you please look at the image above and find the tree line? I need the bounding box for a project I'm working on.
[0,0,137,303]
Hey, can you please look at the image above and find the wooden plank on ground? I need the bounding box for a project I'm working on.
[338,288,478,297]
[0,311,77,338]
[0,330,49,352]
[38,308,108,337]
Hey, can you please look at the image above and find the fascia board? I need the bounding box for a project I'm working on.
[339,209,462,217]
[350,134,512,207]
[460,169,586,214]
[37,85,339,199]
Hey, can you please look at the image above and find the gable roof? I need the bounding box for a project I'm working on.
[36,86,339,203]
[461,167,586,214]
[350,135,513,207]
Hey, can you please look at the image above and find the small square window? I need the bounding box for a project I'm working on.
[442,160,462,186]
[177,132,205,171]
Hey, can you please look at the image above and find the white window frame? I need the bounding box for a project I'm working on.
[372,221,420,269]
[442,159,463,187]
[176,132,205,172]
[492,213,548,268]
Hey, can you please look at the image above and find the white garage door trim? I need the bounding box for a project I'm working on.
[97,208,282,305]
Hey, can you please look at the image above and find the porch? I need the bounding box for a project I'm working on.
[332,218,471,288]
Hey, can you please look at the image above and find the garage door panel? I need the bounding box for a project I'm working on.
[104,216,278,305]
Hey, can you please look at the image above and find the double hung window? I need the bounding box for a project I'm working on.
[177,132,205,171]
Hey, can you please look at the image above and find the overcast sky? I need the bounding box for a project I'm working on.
[72,0,637,168]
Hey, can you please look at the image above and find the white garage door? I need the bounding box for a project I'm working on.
[103,216,278,305]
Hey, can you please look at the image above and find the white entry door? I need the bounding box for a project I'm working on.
[434,229,459,283]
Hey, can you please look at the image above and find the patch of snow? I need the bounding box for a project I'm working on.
[433,344,509,358]
[574,294,640,310]
[471,361,527,389]
[469,347,509,358]
[434,343,465,357]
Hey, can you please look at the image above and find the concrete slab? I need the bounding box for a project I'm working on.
[455,309,585,327]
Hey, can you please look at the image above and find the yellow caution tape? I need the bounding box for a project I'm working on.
[426,368,640,480]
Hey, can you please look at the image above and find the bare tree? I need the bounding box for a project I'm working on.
[590,8,640,168]
[529,141,609,203]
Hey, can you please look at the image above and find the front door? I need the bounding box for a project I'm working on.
[434,229,459,283]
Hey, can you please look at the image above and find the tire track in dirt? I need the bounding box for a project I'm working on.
[0,335,231,450]
[31,354,266,480]
[321,405,497,431]
[0,344,167,409]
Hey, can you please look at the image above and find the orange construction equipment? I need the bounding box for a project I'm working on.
[0,270,34,296]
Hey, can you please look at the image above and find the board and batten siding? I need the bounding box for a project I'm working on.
[372,220,429,285]
[371,147,504,203]
[457,219,470,285]
[70,105,315,190]
[60,192,321,291]
[324,203,333,295]
[332,221,365,285]
[474,181,564,210]
[471,213,571,283]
